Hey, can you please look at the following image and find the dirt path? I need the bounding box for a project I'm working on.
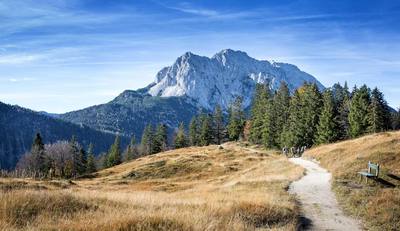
[289,158,361,231]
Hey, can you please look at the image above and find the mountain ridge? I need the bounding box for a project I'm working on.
[147,49,324,110]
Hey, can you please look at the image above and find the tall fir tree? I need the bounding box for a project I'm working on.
[273,82,290,147]
[107,135,121,167]
[78,147,87,175]
[213,105,225,144]
[227,96,245,141]
[336,83,351,140]
[30,133,48,175]
[153,124,168,153]
[69,135,81,177]
[349,85,371,138]
[86,143,96,173]
[261,90,275,148]
[140,124,154,155]
[249,84,270,144]
[281,90,303,147]
[367,87,391,133]
[315,89,339,144]
[174,122,187,149]
[189,116,199,146]
[199,113,213,146]
[281,83,322,147]
[124,136,137,161]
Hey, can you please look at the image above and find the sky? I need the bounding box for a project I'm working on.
[0,0,400,113]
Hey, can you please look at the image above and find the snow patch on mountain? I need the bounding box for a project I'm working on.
[148,49,324,110]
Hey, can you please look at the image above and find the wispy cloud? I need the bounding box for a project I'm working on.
[167,2,219,17]
[0,54,46,65]
[8,77,35,83]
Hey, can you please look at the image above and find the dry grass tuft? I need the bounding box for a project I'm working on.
[305,131,400,231]
[0,190,96,228]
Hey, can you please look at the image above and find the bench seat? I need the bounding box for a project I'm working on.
[358,171,375,177]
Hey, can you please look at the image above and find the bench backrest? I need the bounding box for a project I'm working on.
[368,161,380,176]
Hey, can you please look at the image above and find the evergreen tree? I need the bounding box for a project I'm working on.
[107,136,121,167]
[213,105,225,144]
[261,90,275,148]
[77,147,87,175]
[153,124,168,153]
[273,82,290,147]
[174,122,187,149]
[249,84,269,144]
[30,133,47,175]
[367,87,391,133]
[349,85,371,138]
[140,124,154,155]
[189,116,199,146]
[315,90,339,144]
[69,135,81,177]
[199,113,213,146]
[281,83,322,147]
[337,87,351,140]
[301,83,322,146]
[124,136,137,161]
[281,90,302,147]
[86,143,96,173]
[227,96,245,141]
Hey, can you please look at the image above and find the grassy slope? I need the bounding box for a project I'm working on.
[304,131,400,231]
[0,143,303,231]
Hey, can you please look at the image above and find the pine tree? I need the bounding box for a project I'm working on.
[249,84,269,144]
[367,87,391,133]
[281,90,302,147]
[336,83,351,140]
[261,94,275,148]
[153,124,168,153]
[86,143,96,173]
[30,133,47,175]
[349,85,371,138]
[189,116,199,146]
[77,148,86,175]
[174,122,187,149]
[69,135,81,177]
[273,82,290,147]
[140,124,153,155]
[281,83,322,147]
[199,113,213,146]
[124,136,137,161]
[213,105,225,144]
[315,90,339,144]
[227,96,245,141]
[107,136,121,167]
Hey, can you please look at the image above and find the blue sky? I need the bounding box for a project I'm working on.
[0,0,399,113]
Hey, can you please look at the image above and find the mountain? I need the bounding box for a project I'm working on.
[148,49,324,110]
[0,102,126,170]
[60,89,200,138]
[60,49,324,137]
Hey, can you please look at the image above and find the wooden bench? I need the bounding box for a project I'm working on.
[358,161,380,183]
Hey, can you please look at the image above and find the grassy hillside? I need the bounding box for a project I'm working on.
[305,131,400,231]
[0,143,303,231]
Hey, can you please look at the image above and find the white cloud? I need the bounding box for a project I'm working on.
[0,54,45,65]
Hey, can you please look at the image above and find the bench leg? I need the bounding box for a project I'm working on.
[365,177,368,184]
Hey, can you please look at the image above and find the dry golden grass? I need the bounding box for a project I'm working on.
[0,142,303,231]
[304,131,400,231]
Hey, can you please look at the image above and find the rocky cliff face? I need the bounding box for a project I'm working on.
[148,49,324,110]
